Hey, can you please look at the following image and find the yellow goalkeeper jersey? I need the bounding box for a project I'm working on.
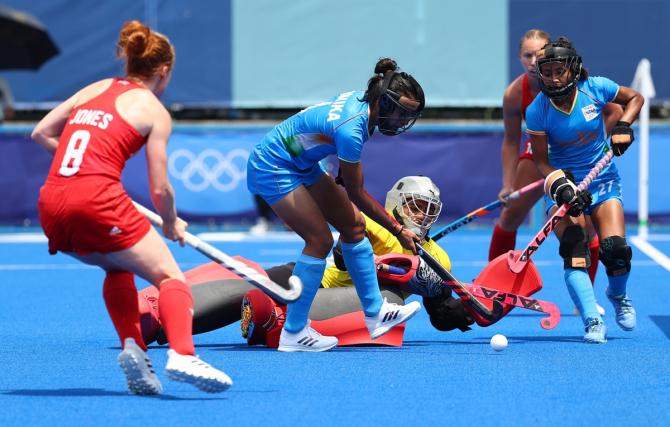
[321,212,451,288]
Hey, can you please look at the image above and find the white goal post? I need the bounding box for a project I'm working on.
[630,58,655,240]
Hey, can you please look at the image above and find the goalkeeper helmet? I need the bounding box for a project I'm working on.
[535,41,582,100]
[385,176,442,239]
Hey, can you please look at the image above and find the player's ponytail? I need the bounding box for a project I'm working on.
[361,57,424,135]
[374,58,398,76]
[362,58,399,104]
[117,20,175,80]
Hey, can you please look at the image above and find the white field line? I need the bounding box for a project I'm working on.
[630,235,670,272]
[0,259,662,271]
[2,231,669,243]
[1,232,668,272]
[0,233,47,243]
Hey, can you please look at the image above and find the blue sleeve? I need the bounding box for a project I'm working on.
[525,97,545,134]
[333,115,366,162]
[591,76,620,103]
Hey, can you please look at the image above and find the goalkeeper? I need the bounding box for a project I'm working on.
[137,176,475,347]
[323,175,472,332]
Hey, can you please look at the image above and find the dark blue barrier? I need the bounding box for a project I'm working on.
[509,0,670,103]
[2,124,668,225]
[0,132,51,223]
[123,127,266,221]
[362,130,503,220]
[2,0,233,107]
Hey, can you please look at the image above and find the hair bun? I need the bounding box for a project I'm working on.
[374,57,398,75]
[118,20,151,58]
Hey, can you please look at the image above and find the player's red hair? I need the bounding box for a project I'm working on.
[117,20,175,79]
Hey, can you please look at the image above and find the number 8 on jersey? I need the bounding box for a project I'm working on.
[59,129,91,176]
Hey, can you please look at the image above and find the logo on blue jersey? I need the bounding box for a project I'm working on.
[581,104,598,122]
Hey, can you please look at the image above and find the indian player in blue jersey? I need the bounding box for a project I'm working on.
[525,37,644,343]
[247,58,425,352]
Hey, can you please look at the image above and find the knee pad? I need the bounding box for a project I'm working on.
[240,289,286,348]
[559,225,590,269]
[599,236,632,276]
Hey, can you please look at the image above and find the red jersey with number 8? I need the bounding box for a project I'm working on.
[47,78,147,182]
[38,78,152,255]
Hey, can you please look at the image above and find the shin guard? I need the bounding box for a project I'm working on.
[159,279,195,355]
[341,238,383,316]
[565,268,600,323]
[103,271,146,351]
[488,224,517,261]
[283,254,325,333]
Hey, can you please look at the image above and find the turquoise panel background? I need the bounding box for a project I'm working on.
[233,0,508,107]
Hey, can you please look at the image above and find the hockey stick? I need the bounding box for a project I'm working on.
[379,263,558,329]
[133,202,302,304]
[466,282,560,330]
[508,150,614,273]
[430,179,543,241]
[416,242,504,322]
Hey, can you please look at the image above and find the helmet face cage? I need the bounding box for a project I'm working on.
[385,176,442,239]
[396,192,442,238]
[535,46,582,100]
[377,72,424,136]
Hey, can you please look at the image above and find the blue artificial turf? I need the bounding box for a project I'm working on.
[0,229,669,426]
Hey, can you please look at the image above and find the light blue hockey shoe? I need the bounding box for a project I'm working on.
[583,317,607,344]
[606,291,636,331]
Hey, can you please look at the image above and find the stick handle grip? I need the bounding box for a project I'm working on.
[577,150,614,191]
[509,151,615,273]
[505,179,543,201]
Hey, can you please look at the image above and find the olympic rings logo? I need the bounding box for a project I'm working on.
[168,148,249,192]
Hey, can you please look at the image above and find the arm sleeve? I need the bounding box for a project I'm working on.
[334,115,366,163]
[524,99,546,135]
[591,76,620,104]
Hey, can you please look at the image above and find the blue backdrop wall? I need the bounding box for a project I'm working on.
[508,0,670,102]
[2,124,668,225]
[2,0,667,108]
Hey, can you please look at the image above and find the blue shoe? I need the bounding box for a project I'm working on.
[583,318,607,344]
[606,290,636,331]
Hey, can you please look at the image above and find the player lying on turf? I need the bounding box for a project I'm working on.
[136,176,540,347]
